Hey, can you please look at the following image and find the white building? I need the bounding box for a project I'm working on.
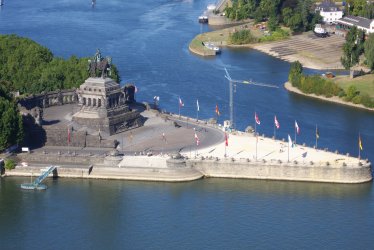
[336,15,374,34]
[315,0,343,24]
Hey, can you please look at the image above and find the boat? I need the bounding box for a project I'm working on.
[198,15,208,23]
[314,24,328,38]
[203,42,221,54]
[207,4,216,11]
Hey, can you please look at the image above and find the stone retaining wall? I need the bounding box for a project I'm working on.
[188,158,372,184]
[11,153,373,184]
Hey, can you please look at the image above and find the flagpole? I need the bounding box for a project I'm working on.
[68,125,70,154]
[358,132,361,160]
[315,124,318,149]
[196,100,199,121]
[294,121,297,146]
[288,139,290,162]
[256,135,258,161]
[254,116,257,136]
[273,118,276,140]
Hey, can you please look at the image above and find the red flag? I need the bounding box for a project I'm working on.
[225,132,228,146]
[255,112,260,125]
[274,115,280,129]
[194,132,200,146]
[295,120,300,134]
[67,127,71,143]
[215,104,220,116]
[179,97,184,107]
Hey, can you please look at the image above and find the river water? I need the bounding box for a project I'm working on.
[0,0,373,249]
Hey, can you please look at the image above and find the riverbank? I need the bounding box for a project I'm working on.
[284,81,374,112]
[190,23,344,69]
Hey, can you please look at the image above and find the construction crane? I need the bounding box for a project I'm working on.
[224,68,278,129]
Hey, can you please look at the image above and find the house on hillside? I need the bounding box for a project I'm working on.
[315,0,343,24]
[336,15,374,34]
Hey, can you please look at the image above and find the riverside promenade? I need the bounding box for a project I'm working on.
[4,106,372,184]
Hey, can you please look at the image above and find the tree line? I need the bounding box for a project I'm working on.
[341,27,374,71]
[0,83,24,151]
[0,34,120,95]
[289,61,374,108]
[224,0,322,32]
[345,0,374,19]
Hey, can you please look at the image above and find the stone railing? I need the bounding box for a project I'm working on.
[18,89,78,110]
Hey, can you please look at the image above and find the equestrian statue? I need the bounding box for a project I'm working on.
[88,49,112,78]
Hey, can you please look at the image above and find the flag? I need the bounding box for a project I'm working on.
[274,115,280,129]
[194,132,200,146]
[359,135,363,151]
[215,104,220,116]
[135,86,138,93]
[288,134,293,148]
[129,132,133,143]
[255,112,260,125]
[295,121,300,134]
[225,132,228,146]
[179,97,184,107]
[197,99,200,112]
[316,127,319,139]
[67,127,71,143]
[162,132,167,143]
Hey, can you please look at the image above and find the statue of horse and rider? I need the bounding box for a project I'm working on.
[88,49,112,78]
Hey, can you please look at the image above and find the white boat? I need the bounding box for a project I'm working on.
[203,42,221,54]
[207,4,216,11]
[198,15,208,23]
[314,24,328,37]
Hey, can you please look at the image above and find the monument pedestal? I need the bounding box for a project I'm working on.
[72,77,143,135]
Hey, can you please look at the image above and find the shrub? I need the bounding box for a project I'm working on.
[259,28,289,42]
[5,159,16,170]
[229,30,258,45]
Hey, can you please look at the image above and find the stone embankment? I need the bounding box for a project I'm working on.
[5,150,372,184]
[189,158,372,184]
[284,82,374,112]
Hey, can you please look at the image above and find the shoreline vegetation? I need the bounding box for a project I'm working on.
[284,81,374,112]
[287,61,374,110]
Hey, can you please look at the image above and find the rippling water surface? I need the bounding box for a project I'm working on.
[0,0,374,249]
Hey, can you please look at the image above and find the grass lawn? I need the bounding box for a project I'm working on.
[333,74,374,98]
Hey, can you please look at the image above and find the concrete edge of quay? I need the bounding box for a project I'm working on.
[4,157,372,184]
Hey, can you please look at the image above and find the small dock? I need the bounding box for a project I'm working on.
[20,166,57,190]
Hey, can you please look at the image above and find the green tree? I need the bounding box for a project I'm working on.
[364,33,374,70]
[281,7,293,25]
[341,27,365,69]
[288,61,303,85]
[267,14,279,31]
[288,13,303,32]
